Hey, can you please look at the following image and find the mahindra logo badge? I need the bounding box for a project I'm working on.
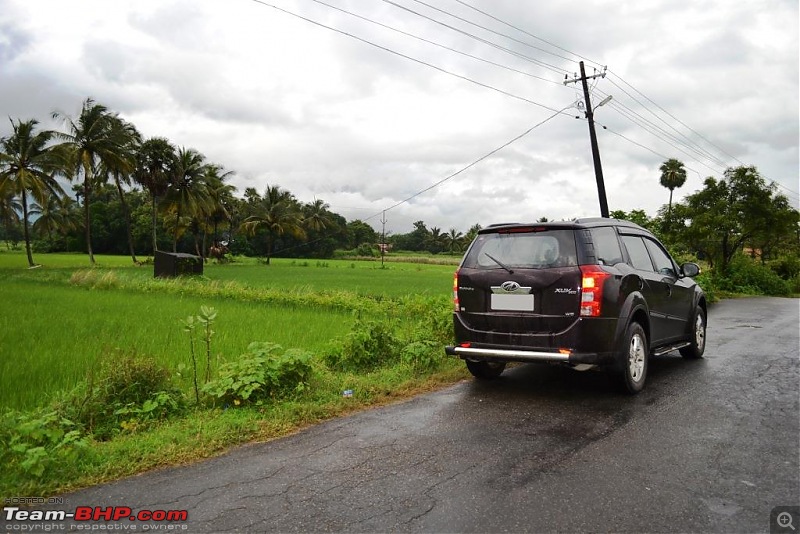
[501,281,521,292]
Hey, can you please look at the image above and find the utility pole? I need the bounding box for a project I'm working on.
[380,210,387,269]
[564,61,610,218]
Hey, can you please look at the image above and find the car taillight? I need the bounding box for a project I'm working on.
[580,265,611,317]
[453,270,459,311]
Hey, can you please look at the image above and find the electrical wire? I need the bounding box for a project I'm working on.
[250,0,571,115]
[363,103,574,221]
[306,0,564,87]
[379,0,569,76]
[404,0,578,67]
[452,0,606,71]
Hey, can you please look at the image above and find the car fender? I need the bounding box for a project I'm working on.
[614,290,650,355]
[684,286,708,336]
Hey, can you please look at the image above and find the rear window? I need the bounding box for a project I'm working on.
[462,230,578,269]
[590,227,624,266]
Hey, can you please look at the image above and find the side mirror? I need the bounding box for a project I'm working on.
[680,262,700,278]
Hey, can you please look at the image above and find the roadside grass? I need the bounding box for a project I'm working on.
[0,251,464,497]
[5,361,468,497]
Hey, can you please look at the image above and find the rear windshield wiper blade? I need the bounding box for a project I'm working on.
[483,253,514,274]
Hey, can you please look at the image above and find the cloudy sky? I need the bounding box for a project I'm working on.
[1,0,797,234]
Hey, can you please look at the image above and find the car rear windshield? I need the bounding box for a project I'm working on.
[462,229,578,269]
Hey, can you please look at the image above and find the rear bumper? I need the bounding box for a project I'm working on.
[445,344,613,365]
[449,312,619,366]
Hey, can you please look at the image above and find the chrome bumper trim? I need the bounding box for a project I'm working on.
[447,346,570,363]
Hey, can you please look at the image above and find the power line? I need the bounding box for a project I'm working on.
[363,103,573,222]
[250,0,571,115]
[379,0,568,76]
[598,121,800,204]
[307,0,564,87]
[606,71,746,166]
[431,2,795,198]
[595,88,730,170]
[404,0,578,67]
[452,0,606,71]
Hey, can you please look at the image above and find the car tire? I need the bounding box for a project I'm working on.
[618,322,648,394]
[466,360,506,380]
[679,306,706,359]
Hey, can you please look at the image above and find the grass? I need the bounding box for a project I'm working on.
[204,258,455,297]
[0,249,465,497]
[0,279,353,410]
[0,255,454,410]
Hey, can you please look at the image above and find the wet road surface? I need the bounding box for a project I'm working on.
[22,297,800,532]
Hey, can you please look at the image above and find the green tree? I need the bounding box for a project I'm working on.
[202,164,236,251]
[0,119,64,266]
[100,117,142,263]
[240,185,306,264]
[673,166,798,272]
[425,226,447,254]
[303,198,332,233]
[346,220,378,249]
[163,147,208,252]
[659,158,687,223]
[444,228,465,253]
[0,189,21,250]
[134,137,176,253]
[52,98,129,264]
[464,223,482,245]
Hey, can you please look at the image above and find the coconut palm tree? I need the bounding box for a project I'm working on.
[303,198,332,232]
[164,147,208,252]
[51,98,129,264]
[134,137,176,253]
[445,228,464,253]
[100,117,142,263]
[426,226,446,254]
[0,119,64,267]
[0,189,22,249]
[202,164,236,250]
[659,158,687,222]
[240,185,305,264]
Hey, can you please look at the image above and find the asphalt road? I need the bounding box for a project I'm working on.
[17,297,800,533]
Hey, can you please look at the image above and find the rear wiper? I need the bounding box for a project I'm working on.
[483,253,514,274]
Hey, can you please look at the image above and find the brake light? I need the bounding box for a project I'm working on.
[580,265,611,317]
[453,270,459,311]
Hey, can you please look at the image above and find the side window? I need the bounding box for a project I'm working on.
[644,239,677,277]
[590,227,623,266]
[621,236,654,271]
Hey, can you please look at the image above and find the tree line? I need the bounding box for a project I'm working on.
[1,98,798,278]
[0,98,494,266]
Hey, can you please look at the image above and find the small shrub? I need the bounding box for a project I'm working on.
[400,340,442,372]
[769,255,800,280]
[356,243,378,257]
[325,319,399,372]
[203,342,314,406]
[0,409,88,477]
[57,351,184,440]
[716,255,791,296]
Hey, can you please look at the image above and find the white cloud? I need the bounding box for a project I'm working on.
[0,0,797,234]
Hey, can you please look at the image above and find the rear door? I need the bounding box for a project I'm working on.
[456,228,583,340]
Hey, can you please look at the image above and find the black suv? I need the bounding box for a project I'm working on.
[445,218,707,393]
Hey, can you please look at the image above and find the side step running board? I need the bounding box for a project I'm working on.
[652,342,690,357]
